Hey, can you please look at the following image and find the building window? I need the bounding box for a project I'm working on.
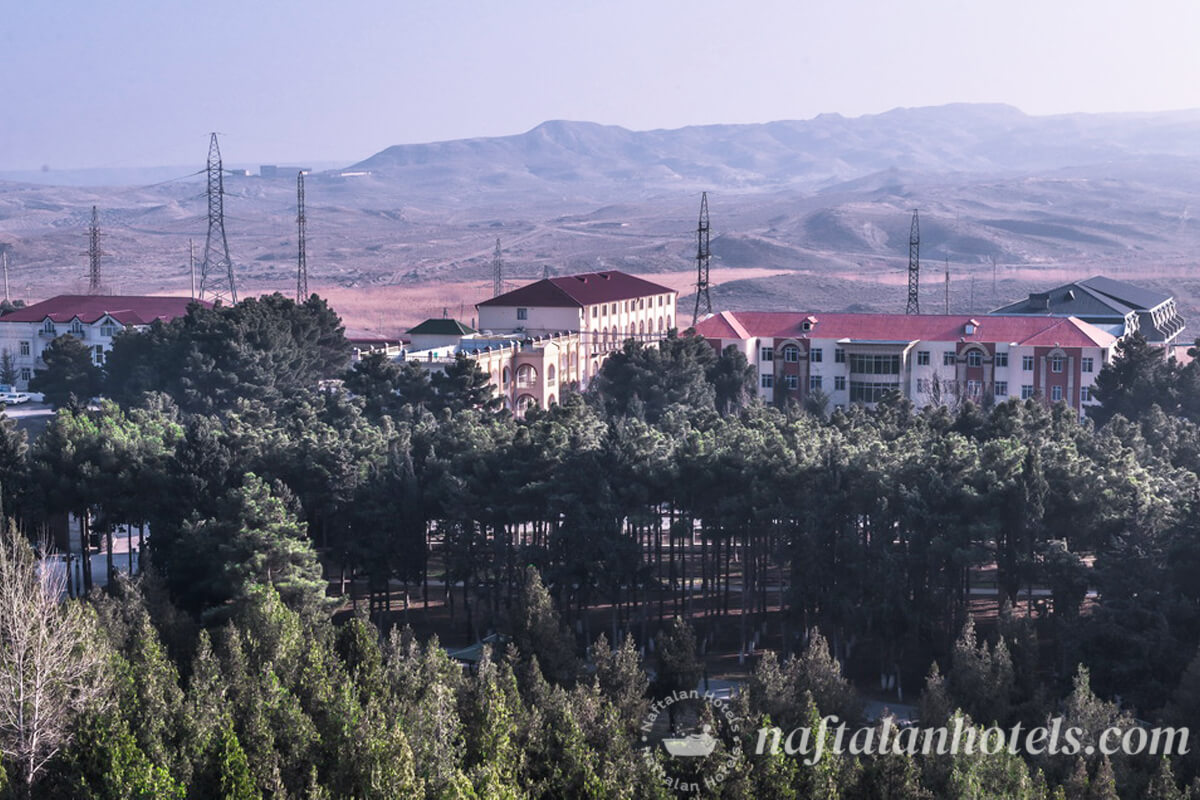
[592,307,598,318]
[1081,357,1094,373]
[785,374,798,390]
[94,345,104,365]
[1021,385,1035,399]
[659,296,664,306]
[502,367,510,386]
[943,351,956,366]
[547,364,556,385]
[516,364,537,387]
[849,353,901,374]
[834,375,846,391]
[1081,386,1092,402]
[760,346,774,362]
[995,352,1008,368]
[611,303,618,314]
[967,350,983,367]
[1051,385,1063,402]
[782,345,799,362]
[811,348,823,363]
[994,381,1008,397]
[849,381,897,404]
[70,320,85,336]
[516,308,528,321]
[42,320,56,335]
[966,380,982,396]
[917,350,930,366]
[19,341,30,356]
[100,323,117,337]
[809,375,823,391]
[20,368,30,381]
[917,378,929,393]
[1051,356,1064,373]
[1022,355,1035,371]
[602,305,607,316]
[760,374,774,389]
[834,348,845,363]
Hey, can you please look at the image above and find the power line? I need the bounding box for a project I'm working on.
[198,133,238,304]
[692,191,712,326]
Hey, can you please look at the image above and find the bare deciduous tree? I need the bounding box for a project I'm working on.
[0,531,110,792]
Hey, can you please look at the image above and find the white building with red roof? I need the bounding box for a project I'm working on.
[0,295,203,389]
[695,310,1117,414]
[476,270,678,390]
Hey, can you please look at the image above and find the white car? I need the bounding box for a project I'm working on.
[0,391,30,405]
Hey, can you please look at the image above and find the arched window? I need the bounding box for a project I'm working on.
[547,393,557,406]
[639,320,645,336]
[516,394,537,415]
[782,345,800,363]
[547,364,556,385]
[569,351,577,368]
[502,366,511,386]
[658,316,664,332]
[516,364,537,388]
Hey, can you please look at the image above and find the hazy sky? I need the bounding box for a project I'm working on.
[3,0,1198,170]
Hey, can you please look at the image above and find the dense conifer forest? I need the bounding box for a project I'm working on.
[3,295,1200,797]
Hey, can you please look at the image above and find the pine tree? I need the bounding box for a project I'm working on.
[510,566,578,685]
[29,334,103,409]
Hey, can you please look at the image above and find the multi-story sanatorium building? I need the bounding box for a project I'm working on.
[0,295,202,390]
[695,311,1117,414]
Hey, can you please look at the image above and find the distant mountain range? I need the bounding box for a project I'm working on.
[2,104,1200,330]
[350,104,1200,198]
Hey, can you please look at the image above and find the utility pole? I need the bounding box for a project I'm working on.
[296,171,308,302]
[493,238,503,297]
[692,191,712,326]
[944,257,950,314]
[906,210,920,315]
[87,206,103,294]
[199,133,238,304]
[2,251,9,303]
[188,239,195,301]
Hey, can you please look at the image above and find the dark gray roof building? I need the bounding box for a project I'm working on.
[991,276,1185,345]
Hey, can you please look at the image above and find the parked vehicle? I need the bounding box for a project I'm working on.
[0,391,31,405]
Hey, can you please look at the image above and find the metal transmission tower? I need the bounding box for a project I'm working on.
[296,171,308,302]
[199,133,238,304]
[905,209,920,315]
[492,238,503,297]
[692,191,712,326]
[87,206,104,294]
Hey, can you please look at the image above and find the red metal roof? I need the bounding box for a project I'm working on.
[477,271,675,308]
[695,311,1116,348]
[0,295,206,325]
